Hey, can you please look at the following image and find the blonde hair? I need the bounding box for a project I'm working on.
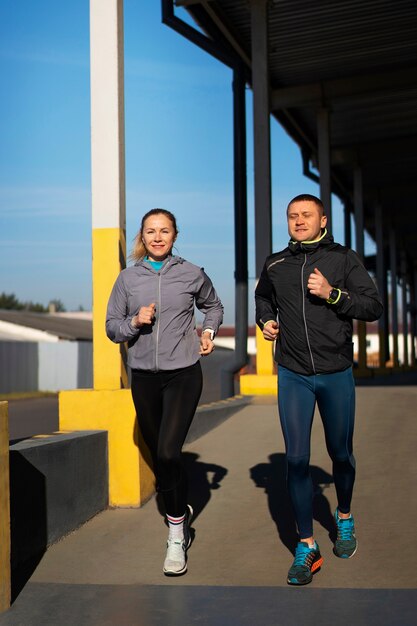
[130,208,179,262]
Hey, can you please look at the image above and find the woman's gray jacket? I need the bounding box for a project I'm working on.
[106,255,223,372]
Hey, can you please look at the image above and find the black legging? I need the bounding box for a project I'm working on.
[278,365,356,539]
[131,361,203,517]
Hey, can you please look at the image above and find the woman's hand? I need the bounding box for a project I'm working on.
[131,303,156,328]
[199,331,215,355]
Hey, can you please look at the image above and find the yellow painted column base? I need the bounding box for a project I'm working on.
[59,389,155,507]
[240,374,277,396]
[0,402,11,612]
[256,325,275,375]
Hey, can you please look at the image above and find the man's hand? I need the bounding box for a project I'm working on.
[131,303,156,328]
[262,320,279,341]
[199,331,215,356]
[307,267,332,299]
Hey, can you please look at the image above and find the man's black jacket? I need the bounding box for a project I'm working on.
[255,231,383,375]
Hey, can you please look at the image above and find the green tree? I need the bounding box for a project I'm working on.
[48,299,66,312]
[0,292,24,310]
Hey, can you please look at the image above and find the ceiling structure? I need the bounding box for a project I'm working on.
[174,0,417,267]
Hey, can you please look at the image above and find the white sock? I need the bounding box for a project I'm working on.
[166,513,186,541]
[338,512,352,520]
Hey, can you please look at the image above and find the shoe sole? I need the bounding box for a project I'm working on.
[287,556,323,586]
[163,504,194,576]
[163,564,187,576]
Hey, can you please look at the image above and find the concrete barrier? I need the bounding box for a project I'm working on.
[0,402,10,612]
[9,431,108,587]
[187,395,251,443]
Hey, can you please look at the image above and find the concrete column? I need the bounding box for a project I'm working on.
[375,204,387,366]
[90,0,127,390]
[221,66,249,398]
[401,253,409,367]
[411,265,417,365]
[59,0,154,508]
[0,402,10,612]
[344,202,352,249]
[317,108,332,233]
[251,0,272,278]
[389,227,399,367]
[353,167,366,368]
[353,167,365,260]
[251,0,274,379]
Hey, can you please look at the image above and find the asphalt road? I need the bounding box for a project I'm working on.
[7,347,235,441]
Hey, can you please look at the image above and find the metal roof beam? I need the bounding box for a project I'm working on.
[271,67,417,109]
[175,0,204,5]
[331,135,417,165]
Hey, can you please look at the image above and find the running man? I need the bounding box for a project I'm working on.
[255,194,383,585]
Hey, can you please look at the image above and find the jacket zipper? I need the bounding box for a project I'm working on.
[301,254,316,373]
[154,271,162,372]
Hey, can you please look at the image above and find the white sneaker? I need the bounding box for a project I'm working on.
[163,505,193,576]
[163,538,187,575]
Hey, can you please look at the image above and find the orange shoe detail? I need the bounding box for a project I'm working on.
[311,557,323,572]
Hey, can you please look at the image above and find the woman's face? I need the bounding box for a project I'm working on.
[142,213,176,262]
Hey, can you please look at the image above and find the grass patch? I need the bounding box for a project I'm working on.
[0,391,58,402]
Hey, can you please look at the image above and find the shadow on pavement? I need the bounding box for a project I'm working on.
[154,451,228,528]
[250,453,335,554]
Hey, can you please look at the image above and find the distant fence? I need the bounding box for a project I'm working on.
[0,341,92,394]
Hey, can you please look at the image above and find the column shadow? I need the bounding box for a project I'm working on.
[183,452,228,522]
[9,451,47,603]
[154,452,227,544]
[250,452,336,554]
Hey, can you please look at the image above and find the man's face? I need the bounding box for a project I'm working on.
[287,200,327,242]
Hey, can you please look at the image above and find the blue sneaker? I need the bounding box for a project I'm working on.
[287,541,323,585]
[333,508,357,558]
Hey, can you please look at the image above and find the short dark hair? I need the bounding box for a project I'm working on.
[287,194,325,216]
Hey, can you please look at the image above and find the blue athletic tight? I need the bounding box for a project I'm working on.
[278,365,356,539]
[131,361,203,518]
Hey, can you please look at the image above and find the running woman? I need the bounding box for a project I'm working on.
[106,208,223,576]
[255,194,382,585]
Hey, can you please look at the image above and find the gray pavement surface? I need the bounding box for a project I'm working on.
[8,397,59,441]
[1,382,416,625]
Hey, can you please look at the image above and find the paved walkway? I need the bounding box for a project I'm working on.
[1,384,417,625]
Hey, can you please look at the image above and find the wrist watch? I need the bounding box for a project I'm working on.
[327,288,340,304]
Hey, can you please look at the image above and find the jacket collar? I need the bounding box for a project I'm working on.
[288,228,334,254]
[134,254,184,269]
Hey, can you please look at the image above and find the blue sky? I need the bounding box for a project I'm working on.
[0,1,355,324]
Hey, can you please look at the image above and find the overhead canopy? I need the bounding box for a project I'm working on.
[176,0,417,262]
